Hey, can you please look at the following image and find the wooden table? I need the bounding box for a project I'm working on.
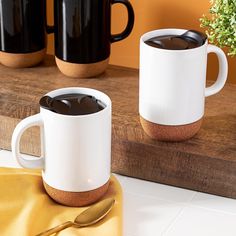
[0,55,236,198]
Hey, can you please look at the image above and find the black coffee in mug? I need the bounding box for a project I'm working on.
[40,93,105,115]
[54,0,134,78]
[0,0,52,68]
[145,30,207,50]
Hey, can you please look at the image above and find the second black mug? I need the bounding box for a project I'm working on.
[54,0,135,78]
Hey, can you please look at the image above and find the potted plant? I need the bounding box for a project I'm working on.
[200,0,236,56]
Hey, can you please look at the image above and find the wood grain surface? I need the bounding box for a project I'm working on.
[0,55,236,198]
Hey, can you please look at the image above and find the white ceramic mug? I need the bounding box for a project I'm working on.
[11,87,112,206]
[139,28,228,141]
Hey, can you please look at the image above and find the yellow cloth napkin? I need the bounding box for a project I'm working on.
[0,168,122,236]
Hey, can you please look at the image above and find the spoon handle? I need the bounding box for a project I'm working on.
[35,221,75,236]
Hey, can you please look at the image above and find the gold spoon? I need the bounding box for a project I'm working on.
[36,198,115,236]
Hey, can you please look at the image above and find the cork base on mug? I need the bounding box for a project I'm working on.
[140,116,203,141]
[55,57,109,78]
[0,49,46,68]
[43,180,110,207]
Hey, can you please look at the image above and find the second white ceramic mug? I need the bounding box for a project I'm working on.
[11,87,112,206]
[139,28,228,141]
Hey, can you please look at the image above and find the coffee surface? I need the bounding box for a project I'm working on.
[145,30,207,50]
[40,93,105,115]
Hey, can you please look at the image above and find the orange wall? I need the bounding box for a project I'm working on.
[46,0,235,83]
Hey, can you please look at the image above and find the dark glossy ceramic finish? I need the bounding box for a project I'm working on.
[0,0,47,53]
[54,0,134,64]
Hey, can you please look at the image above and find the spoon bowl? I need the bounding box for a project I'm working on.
[74,197,115,227]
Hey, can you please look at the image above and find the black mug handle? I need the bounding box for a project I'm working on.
[45,0,54,34]
[110,0,134,43]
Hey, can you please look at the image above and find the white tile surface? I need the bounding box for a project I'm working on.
[0,150,41,168]
[190,192,236,215]
[0,150,21,168]
[164,206,236,236]
[122,191,184,236]
[114,173,195,203]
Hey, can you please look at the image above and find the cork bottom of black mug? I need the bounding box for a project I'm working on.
[0,48,46,68]
[43,179,110,207]
[55,56,109,78]
[140,116,203,141]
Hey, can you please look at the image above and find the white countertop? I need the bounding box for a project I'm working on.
[0,149,236,236]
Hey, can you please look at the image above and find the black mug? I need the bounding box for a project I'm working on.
[0,0,52,68]
[54,0,135,78]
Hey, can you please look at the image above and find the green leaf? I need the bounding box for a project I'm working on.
[200,0,236,56]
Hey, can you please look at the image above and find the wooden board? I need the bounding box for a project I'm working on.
[0,55,236,198]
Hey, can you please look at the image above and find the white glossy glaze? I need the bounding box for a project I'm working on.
[11,87,112,192]
[139,29,228,125]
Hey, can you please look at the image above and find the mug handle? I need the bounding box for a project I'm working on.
[205,45,228,97]
[11,114,45,169]
[110,0,134,43]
